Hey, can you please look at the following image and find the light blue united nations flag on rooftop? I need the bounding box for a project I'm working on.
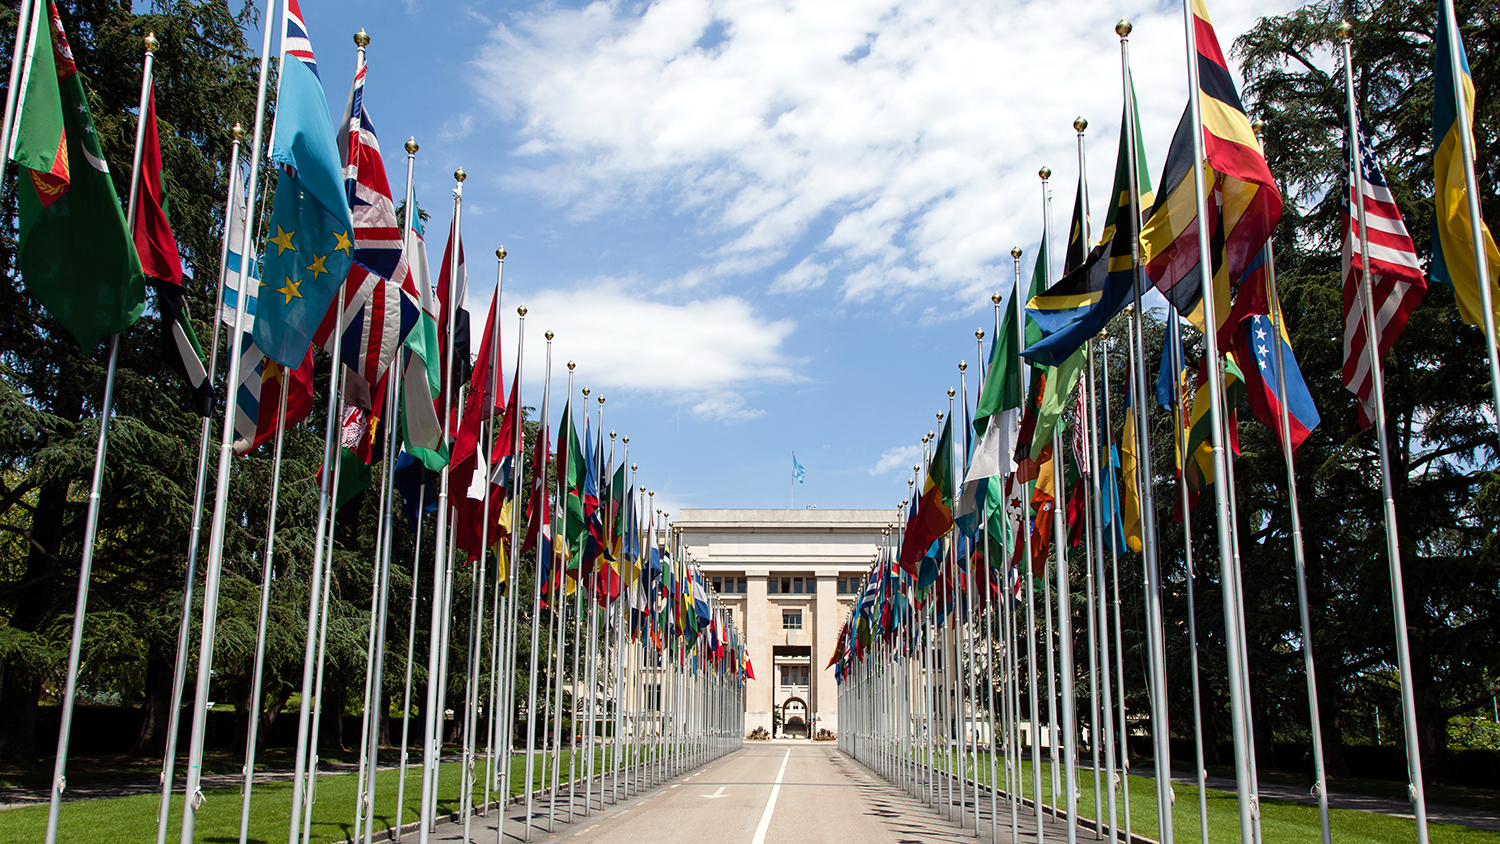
[251,24,354,368]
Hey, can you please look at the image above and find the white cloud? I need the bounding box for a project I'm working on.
[691,391,765,421]
[481,280,796,415]
[870,444,922,477]
[474,0,1298,306]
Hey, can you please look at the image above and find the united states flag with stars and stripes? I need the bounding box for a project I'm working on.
[1342,112,1426,428]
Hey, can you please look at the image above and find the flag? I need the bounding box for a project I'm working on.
[1157,314,1185,410]
[220,156,259,331]
[131,88,210,416]
[434,223,471,424]
[316,63,416,386]
[1183,354,1245,501]
[1432,0,1500,330]
[399,213,445,469]
[792,453,806,483]
[253,0,354,367]
[234,345,315,454]
[1027,350,1086,463]
[898,417,953,575]
[1237,302,1320,453]
[1119,378,1143,552]
[966,288,1021,487]
[1022,95,1154,369]
[1343,113,1426,428]
[14,4,145,349]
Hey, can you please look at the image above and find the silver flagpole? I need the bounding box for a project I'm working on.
[1095,338,1120,844]
[1074,115,1104,841]
[1253,113,1331,844]
[237,373,292,844]
[1180,2,1251,839]
[418,167,466,844]
[1439,0,1500,432]
[1017,247,1046,840]
[1039,166,1064,826]
[1107,316,1133,844]
[0,0,36,198]
[1118,20,1174,840]
[363,361,404,844]
[551,363,577,828]
[394,490,427,843]
[1344,20,1429,843]
[45,30,156,844]
[392,134,422,843]
[524,322,556,842]
[156,120,244,844]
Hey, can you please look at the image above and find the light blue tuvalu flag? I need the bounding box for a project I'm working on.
[792,453,805,483]
[251,14,354,368]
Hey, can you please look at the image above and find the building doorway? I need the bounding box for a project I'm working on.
[782,697,808,738]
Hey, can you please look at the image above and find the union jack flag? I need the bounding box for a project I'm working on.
[1342,112,1427,429]
[314,64,419,385]
[282,0,318,76]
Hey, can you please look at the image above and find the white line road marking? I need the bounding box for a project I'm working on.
[702,786,727,799]
[750,749,792,844]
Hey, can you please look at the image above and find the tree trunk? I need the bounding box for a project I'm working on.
[0,477,70,763]
[131,653,175,756]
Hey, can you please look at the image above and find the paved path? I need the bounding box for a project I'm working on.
[1169,772,1500,833]
[424,743,1074,844]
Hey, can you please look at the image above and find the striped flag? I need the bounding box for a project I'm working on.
[1342,113,1426,429]
[313,64,417,385]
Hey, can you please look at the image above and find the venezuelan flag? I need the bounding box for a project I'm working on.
[1432,0,1500,329]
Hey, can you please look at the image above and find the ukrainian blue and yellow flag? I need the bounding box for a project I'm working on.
[1432,0,1500,329]
[252,0,355,367]
[1022,91,1153,369]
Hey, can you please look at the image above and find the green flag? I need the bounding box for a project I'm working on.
[15,6,144,349]
[1028,349,1086,462]
[974,285,1022,435]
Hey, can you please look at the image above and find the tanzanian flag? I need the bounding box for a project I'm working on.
[1022,92,1153,369]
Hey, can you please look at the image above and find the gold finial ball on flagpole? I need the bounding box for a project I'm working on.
[976,329,985,341]
[454,167,466,183]
[144,32,159,53]
[1011,246,1022,259]
[1074,116,1088,133]
[545,330,554,341]
[354,29,370,47]
[947,388,956,398]
[567,360,576,371]
[631,463,637,471]
[598,395,605,405]
[622,436,629,446]
[610,430,616,440]
[497,246,507,260]
[517,305,527,316]
[405,137,419,154]
[1039,166,1051,180]
[1116,19,1133,37]
[958,361,967,372]
[582,386,591,397]
[232,123,246,140]
[1336,20,1353,40]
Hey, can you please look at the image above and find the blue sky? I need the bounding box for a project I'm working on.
[269,0,1299,517]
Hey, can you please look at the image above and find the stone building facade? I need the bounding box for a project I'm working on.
[674,509,892,737]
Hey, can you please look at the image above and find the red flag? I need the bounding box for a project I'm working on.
[131,90,183,286]
[236,348,315,454]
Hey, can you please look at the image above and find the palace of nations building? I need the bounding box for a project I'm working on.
[674,509,892,739]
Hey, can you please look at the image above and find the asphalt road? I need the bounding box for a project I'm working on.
[427,742,1073,844]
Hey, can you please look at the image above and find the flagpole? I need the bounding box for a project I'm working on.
[0,0,36,197]
[1073,114,1106,841]
[1113,23,1177,841]
[235,370,291,844]
[1440,0,1500,434]
[551,363,577,829]
[1341,23,1429,843]
[1102,318,1133,844]
[154,120,243,844]
[1250,117,1331,844]
[527,319,560,843]
[1179,4,1253,840]
[42,31,156,844]
[481,264,509,841]
[392,134,422,844]
[419,167,466,844]
[1090,336,1119,844]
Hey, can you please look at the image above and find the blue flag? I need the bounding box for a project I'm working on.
[252,21,354,367]
[792,453,805,483]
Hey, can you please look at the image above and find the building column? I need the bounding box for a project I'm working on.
[815,573,838,735]
[746,569,770,734]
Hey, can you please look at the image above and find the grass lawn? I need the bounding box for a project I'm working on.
[0,747,645,844]
[925,753,1500,843]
